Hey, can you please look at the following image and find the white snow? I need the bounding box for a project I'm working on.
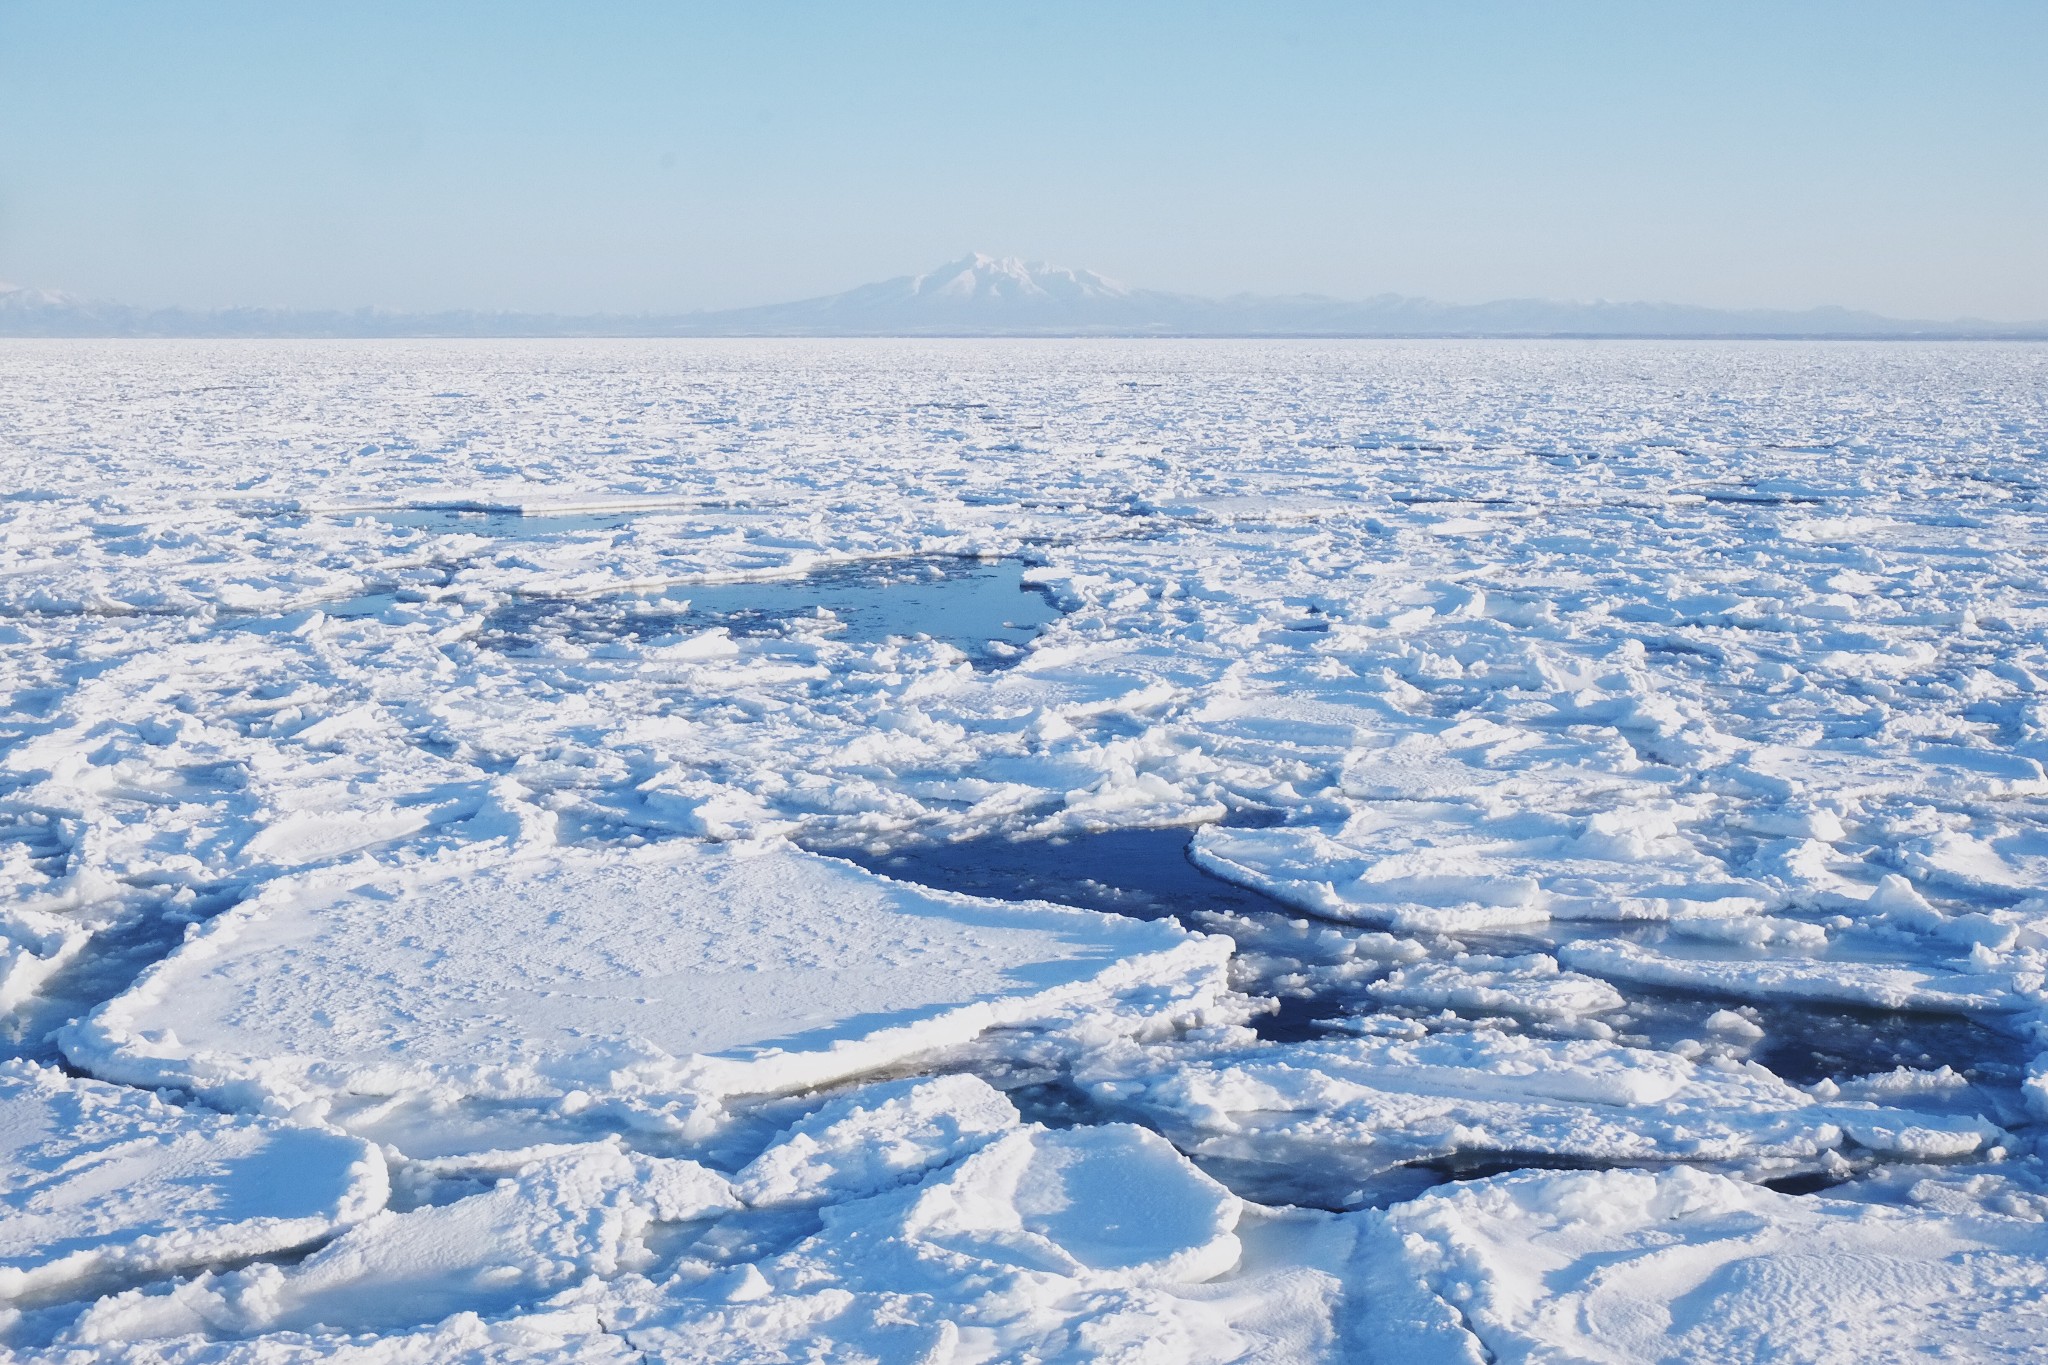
[1364,953,1627,1021]
[66,1143,734,1343]
[613,1123,1341,1365]
[1557,938,2024,1015]
[1355,1165,2048,1363]
[2,337,2045,1359]
[0,1061,384,1307]
[730,1073,1021,1208]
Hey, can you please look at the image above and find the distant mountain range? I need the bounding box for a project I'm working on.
[5,254,2043,338]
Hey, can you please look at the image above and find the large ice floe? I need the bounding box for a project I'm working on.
[3,338,2047,1359]
[65,842,1229,1150]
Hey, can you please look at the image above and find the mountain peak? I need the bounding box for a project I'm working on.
[0,282,85,310]
[908,254,1132,304]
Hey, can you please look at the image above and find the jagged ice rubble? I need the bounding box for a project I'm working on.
[2,337,2046,1361]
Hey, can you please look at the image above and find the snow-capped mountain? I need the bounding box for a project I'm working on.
[909,253,1134,304]
[693,253,1187,333]
[0,281,94,319]
[0,281,70,307]
[2,259,2040,338]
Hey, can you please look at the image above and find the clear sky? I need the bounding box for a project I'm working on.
[2,1,2043,319]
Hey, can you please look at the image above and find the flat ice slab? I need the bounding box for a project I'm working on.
[65,842,1228,1126]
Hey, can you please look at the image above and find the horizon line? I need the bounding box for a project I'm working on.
[5,255,2047,339]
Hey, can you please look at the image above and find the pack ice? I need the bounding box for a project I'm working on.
[3,338,2046,1360]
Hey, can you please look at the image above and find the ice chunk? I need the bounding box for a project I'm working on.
[0,1061,384,1305]
[872,1122,1242,1286]
[0,905,91,1015]
[1705,1008,1766,1040]
[1366,953,1626,1022]
[1559,939,2023,1015]
[620,1124,1341,1364]
[731,1073,1019,1208]
[1195,819,1765,932]
[64,843,1231,1137]
[1079,1030,2000,1176]
[1354,1165,2048,1363]
[65,1142,733,1341]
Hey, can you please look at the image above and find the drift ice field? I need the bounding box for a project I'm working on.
[3,336,2047,1361]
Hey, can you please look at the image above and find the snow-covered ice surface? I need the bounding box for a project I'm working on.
[0,1062,384,1310]
[3,337,2047,1359]
[1354,1165,2048,1362]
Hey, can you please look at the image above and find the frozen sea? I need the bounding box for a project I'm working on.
[3,337,2047,1361]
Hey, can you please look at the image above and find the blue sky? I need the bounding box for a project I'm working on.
[2,1,2042,317]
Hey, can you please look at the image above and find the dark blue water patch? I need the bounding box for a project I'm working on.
[1763,1170,1849,1196]
[484,556,1064,669]
[1743,997,2030,1092]
[1257,994,1345,1043]
[812,816,1377,1044]
[842,823,2036,1095]
[5,909,201,1065]
[823,822,1288,924]
[1181,1142,1621,1213]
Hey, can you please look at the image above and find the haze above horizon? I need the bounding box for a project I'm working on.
[3,2,2043,321]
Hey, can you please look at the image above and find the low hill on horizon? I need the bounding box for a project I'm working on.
[5,255,2043,339]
